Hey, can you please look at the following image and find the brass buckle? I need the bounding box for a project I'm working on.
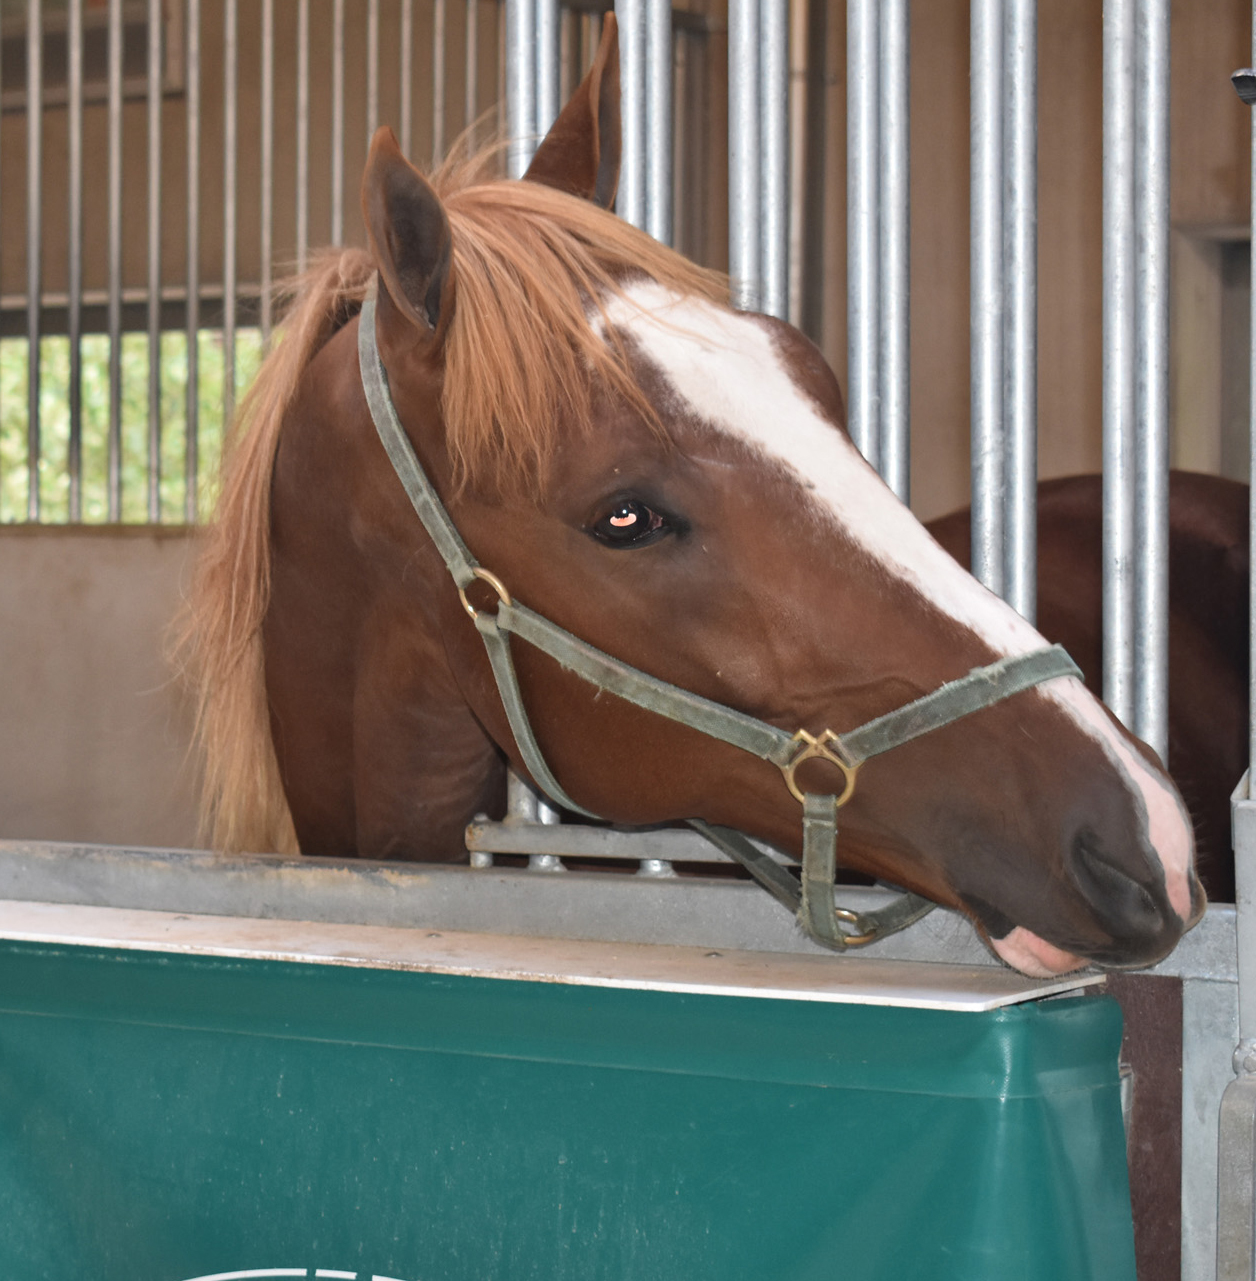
[458,568,513,621]
[781,729,860,807]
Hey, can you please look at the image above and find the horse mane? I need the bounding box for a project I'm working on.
[176,144,727,853]
[173,247,375,854]
[429,150,728,491]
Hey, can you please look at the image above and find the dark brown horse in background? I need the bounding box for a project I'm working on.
[929,471,1248,901]
[177,20,1201,977]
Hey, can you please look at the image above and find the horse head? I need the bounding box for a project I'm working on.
[208,18,1201,977]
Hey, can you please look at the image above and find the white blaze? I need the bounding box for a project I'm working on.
[606,283,1194,925]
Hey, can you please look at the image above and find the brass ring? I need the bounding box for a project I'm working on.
[780,728,860,807]
[458,568,513,621]
[832,907,879,946]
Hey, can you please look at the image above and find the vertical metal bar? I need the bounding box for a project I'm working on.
[1251,20,1256,781]
[107,0,122,522]
[296,0,309,273]
[505,770,564,872]
[25,0,42,520]
[1132,0,1169,759]
[433,0,447,158]
[260,0,274,344]
[67,0,83,521]
[331,0,344,245]
[617,0,647,226]
[970,0,1003,592]
[729,0,760,306]
[536,0,559,136]
[506,0,537,177]
[645,0,672,244]
[787,0,807,329]
[1103,0,1135,725]
[401,0,413,157]
[1003,0,1036,620]
[367,0,379,140]
[464,0,476,131]
[0,3,5,512]
[878,0,909,501]
[497,0,506,143]
[223,0,237,429]
[147,0,163,522]
[759,0,787,314]
[846,0,878,466]
[185,0,200,523]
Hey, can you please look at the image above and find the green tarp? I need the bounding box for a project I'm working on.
[0,939,1135,1280]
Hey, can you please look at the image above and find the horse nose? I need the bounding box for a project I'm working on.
[1068,825,1183,965]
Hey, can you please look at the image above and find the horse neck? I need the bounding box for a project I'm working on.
[265,321,505,859]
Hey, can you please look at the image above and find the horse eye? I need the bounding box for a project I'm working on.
[590,498,671,548]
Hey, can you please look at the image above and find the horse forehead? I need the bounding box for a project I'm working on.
[604,283,1042,653]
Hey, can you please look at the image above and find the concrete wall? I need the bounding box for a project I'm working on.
[0,526,200,847]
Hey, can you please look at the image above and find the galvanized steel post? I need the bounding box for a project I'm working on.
[1003,0,1037,622]
[970,0,1004,596]
[847,0,877,469]
[1103,0,1168,760]
[536,0,561,137]
[25,0,41,521]
[504,0,672,237]
[223,0,238,430]
[1220,55,1256,1273]
[1132,0,1170,760]
[729,0,760,305]
[66,0,83,521]
[645,0,673,244]
[400,0,414,158]
[331,0,345,245]
[970,0,1037,617]
[878,0,909,503]
[185,0,201,522]
[296,0,309,273]
[260,0,274,345]
[107,0,122,521]
[730,0,787,316]
[505,0,537,177]
[847,0,910,495]
[147,0,164,521]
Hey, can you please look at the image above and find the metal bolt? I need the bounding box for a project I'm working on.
[1232,1039,1256,1076]
[1232,69,1256,105]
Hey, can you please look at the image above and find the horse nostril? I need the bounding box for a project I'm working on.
[1069,826,1165,937]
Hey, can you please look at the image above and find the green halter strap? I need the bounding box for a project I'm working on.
[358,290,1082,950]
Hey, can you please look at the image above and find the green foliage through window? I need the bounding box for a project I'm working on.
[0,328,263,524]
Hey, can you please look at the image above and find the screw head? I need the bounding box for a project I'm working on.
[1234,1040,1256,1075]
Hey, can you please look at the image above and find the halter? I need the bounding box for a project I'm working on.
[357,289,1082,951]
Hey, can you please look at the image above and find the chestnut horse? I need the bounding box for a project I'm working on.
[929,471,1248,902]
[178,22,1200,977]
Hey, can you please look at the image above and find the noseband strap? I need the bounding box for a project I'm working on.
[358,290,1082,951]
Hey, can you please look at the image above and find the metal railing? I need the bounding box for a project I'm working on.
[1,0,719,526]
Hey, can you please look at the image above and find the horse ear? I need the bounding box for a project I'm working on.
[523,13,621,208]
[362,127,454,334]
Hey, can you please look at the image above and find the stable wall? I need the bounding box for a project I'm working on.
[0,526,200,847]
